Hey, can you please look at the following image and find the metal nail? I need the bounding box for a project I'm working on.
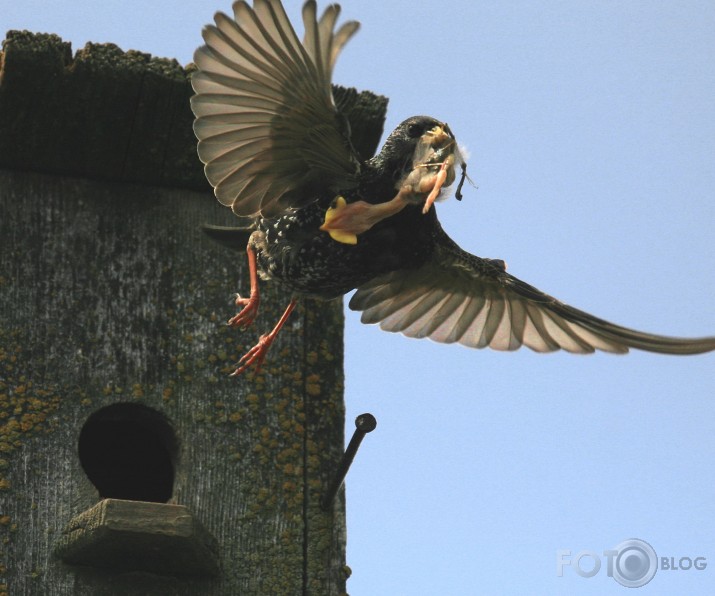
[320,413,377,510]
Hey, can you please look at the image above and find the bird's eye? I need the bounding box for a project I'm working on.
[407,122,424,138]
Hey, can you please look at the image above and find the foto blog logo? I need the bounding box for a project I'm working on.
[556,538,707,588]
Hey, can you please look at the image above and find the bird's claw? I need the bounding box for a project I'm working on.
[230,332,274,377]
[228,292,260,329]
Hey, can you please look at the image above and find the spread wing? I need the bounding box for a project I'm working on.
[350,234,715,355]
[191,0,361,218]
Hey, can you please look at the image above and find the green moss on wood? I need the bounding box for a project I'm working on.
[0,25,389,593]
[0,172,349,594]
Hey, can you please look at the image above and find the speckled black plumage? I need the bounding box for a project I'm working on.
[192,1,715,374]
[252,116,441,299]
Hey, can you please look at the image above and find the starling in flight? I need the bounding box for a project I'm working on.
[191,0,715,375]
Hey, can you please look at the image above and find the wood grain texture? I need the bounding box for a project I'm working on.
[0,31,204,190]
[0,29,388,594]
[0,170,347,595]
[0,31,387,193]
[55,499,220,577]
[0,31,387,596]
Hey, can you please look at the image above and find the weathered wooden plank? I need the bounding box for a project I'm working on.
[0,170,346,595]
[0,31,204,190]
[0,29,388,595]
[0,31,387,192]
[55,499,220,577]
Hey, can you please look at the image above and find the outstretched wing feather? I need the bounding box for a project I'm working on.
[350,234,715,355]
[191,0,361,217]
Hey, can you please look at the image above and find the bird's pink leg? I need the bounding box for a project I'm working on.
[231,299,298,376]
[228,244,260,329]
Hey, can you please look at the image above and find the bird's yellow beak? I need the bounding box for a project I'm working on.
[399,122,460,213]
[423,124,451,148]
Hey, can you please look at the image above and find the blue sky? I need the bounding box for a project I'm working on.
[5,1,715,594]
